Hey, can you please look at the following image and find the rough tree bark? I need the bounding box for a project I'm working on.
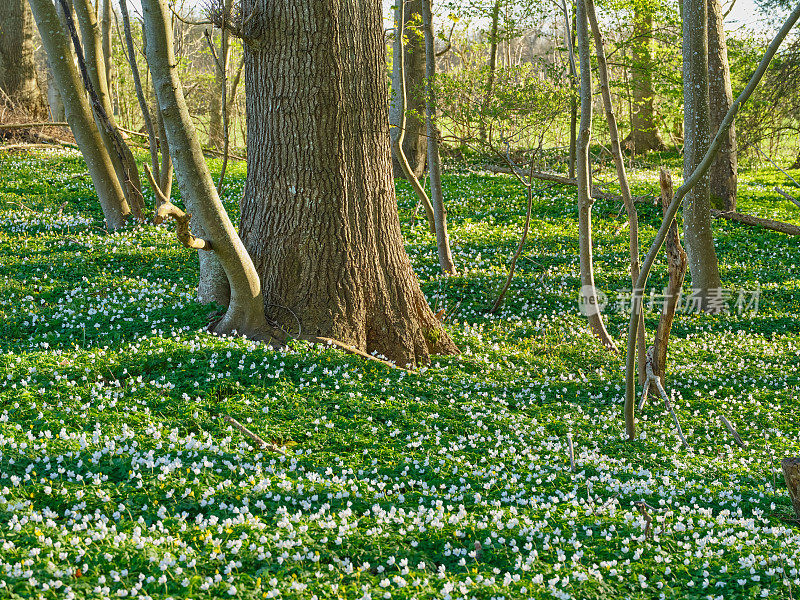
[707,0,737,211]
[683,0,723,308]
[651,168,687,382]
[28,0,130,230]
[0,0,48,118]
[576,0,617,351]
[421,0,457,275]
[238,0,459,366]
[783,457,800,519]
[627,2,664,153]
[141,0,269,338]
[390,0,427,179]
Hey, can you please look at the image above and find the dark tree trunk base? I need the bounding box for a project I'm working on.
[783,457,800,519]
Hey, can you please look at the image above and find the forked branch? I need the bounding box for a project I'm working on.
[145,165,212,251]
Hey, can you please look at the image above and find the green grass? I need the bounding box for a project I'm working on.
[0,147,798,599]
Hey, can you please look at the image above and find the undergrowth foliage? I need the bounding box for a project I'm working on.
[0,149,799,599]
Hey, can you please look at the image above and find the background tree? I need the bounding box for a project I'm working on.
[626,0,665,153]
[390,0,428,179]
[682,0,723,307]
[708,0,737,211]
[28,0,131,229]
[0,0,48,118]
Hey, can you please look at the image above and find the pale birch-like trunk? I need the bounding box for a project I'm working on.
[479,0,501,143]
[141,0,269,337]
[707,0,737,211]
[73,0,144,214]
[28,0,130,230]
[682,0,723,307]
[389,0,427,179]
[101,0,112,105]
[577,0,617,351]
[421,0,457,274]
[389,1,437,235]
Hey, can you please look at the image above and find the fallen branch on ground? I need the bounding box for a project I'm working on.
[711,209,800,235]
[220,415,286,455]
[0,122,69,130]
[639,348,691,449]
[775,186,800,209]
[719,415,745,448]
[481,164,655,203]
[0,143,64,153]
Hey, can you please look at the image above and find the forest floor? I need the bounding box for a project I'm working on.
[0,148,799,599]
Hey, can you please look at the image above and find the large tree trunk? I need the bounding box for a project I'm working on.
[29,0,130,230]
[707,0,737,211]
[683,0,723,307]
[389,0,427,179]
[239,0,459,366]
[141,0,270,339]
[0,0,48,118]
[576,0,617,352]
[627,3,664,153]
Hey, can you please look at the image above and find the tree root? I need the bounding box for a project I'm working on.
[298,334,415,374]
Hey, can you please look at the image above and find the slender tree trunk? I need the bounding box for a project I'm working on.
[421,0,457,275]
[479,0,501,143]
[624,0,800,441]
[102,0,113,108]
[585,0,645,377]
[683,0,723,307]
[390,0,427,179]
[0,0,47,118]
[389,1,437,234]
[707,0,737,211]
[577,0,617,351]
[627,2,664,153]
[238,0,459,366]
[120,0,160,184]
[73,0,144,214]
[28,0,130,230]
[208,0,233,150]
[568,7,578,179]
[141,0,269,338]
